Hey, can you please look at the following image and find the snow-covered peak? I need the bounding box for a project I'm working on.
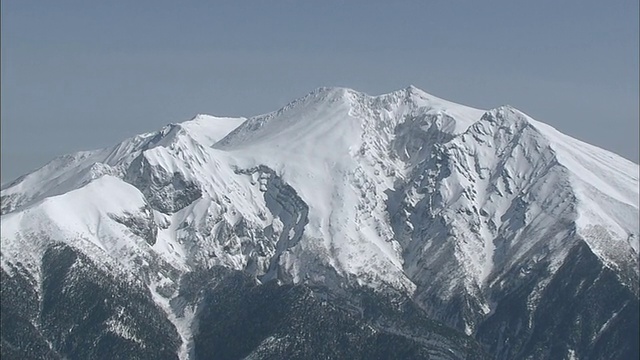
[216,86,483,151]
[448,105,638,282]
[400,84,475,110]
[179,114,246,147]
[0,114,246,215]
[477,105,638,213]
[500,107,639,259]
[2,86,638,327]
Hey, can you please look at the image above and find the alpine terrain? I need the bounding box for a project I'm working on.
[1,86,638,360]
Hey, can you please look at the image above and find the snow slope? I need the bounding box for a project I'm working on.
[0,115,246,215]
[1,86,638,339]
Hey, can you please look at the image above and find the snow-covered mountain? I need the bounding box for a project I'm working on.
[2,86,638,360]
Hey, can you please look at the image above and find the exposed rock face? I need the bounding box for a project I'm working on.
[109,206,158,245]
[236,165,310,281]
[1,87,638,359]
[124,154,202,214]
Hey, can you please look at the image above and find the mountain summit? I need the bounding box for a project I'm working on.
[2,86,638,359]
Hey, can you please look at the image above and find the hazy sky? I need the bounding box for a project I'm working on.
[2,0,638,183]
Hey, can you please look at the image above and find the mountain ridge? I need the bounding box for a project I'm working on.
[1,85,638,359]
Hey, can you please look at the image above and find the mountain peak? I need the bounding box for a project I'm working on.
[2,85,638,359]
[404,84,430,96]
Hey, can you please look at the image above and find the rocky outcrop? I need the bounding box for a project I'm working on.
[237,165,310,281]
[108,205,158,246]
[124,154,202,214]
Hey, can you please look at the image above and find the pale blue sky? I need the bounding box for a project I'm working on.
[2,0,638,183]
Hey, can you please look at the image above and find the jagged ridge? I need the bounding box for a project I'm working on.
[1,86,638,359]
